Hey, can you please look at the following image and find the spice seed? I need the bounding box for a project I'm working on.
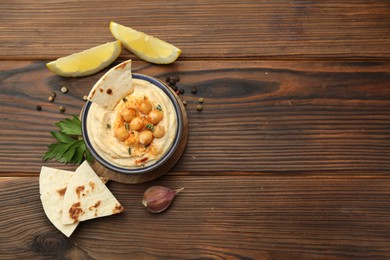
[83,95,88,101]
[59,106,66,113]
[182,100,187,106]
[169,79,177,85]
[165,76,171,83]
[196,104,203,112]
[48,96,54,102]
[198,97,204,103]
[191,87,197,94]
[61,86,68,93]
[50,92,56,98]
[36,105,42,111]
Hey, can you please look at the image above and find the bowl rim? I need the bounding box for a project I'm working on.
[81,73,183,175]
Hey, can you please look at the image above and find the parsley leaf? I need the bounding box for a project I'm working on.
[55,115,82,135]
[43,115,93,164]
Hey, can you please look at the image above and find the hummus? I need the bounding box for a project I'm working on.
[86,78,177,168]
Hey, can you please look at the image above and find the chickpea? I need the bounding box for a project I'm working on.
[114,126,129,142]
[139,130,153,145]
[139,98,152,114]
[130,117,143,131]
[120,108,136,122]
[153,125,165,138]
[149,110,164,124]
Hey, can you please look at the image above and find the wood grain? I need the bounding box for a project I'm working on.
[0,60,389,176]
[2,175,390,259]
[0,0,390,60]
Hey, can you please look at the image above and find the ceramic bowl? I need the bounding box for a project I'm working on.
[81,73,187,182]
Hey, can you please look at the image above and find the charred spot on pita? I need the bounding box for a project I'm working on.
[113,204,124,214]
[75,185,85,198]
[69,202,84,223]
[89,181,96,190]
[57,187,67,197]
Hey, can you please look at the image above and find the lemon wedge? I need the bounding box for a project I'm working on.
[110,22,181,64]
[46,41,121,77]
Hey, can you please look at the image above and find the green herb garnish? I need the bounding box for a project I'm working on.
[146,123,154,131]
[128,147,131,155]
[156,104,162,111]
[42,115,93,164]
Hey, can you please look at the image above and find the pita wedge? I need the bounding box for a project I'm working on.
[62,161,124,224]
[87,59,133,110]
[39,166,78,237]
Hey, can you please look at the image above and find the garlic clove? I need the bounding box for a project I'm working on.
[142,186,184,213]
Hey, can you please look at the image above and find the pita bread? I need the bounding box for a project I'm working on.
[39,166,78,237]
[61,161,124,224]
[87,59,133,110]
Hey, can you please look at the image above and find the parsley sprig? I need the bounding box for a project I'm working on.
[42,115,93,164]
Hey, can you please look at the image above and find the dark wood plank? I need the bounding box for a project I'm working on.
[2,175,390,259]
[1,60,390,176]
[1,0,390,60]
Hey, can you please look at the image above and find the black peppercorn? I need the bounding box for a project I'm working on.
[169,79,177,86]
[36,105,42,111]
[191,87,197,94]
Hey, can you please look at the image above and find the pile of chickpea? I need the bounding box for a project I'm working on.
[114,96,165,148]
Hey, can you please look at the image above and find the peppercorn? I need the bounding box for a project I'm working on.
[169,78,177,86]
[36,105,42,111]
[179,88,184,94]
[191,87,197,94]
[165,76,171,83]
[196,104,203,112]
[198,97,204,103]
[182,100,187,106]
[59,106,66,113]
[61,86,68,93]
[83,95,88,101]
[48,96,54,102]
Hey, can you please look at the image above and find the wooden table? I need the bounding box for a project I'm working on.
[1,1,390,259]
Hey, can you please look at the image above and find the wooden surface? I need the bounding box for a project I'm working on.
[1,0,390,259]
